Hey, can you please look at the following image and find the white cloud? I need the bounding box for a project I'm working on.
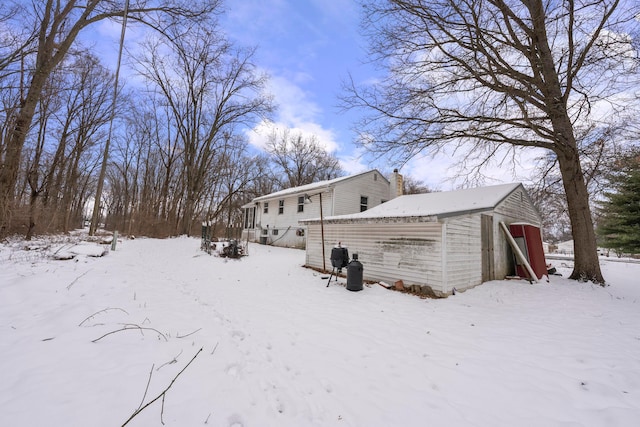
[400,144,544,191]
[247,75,341,154]
[338,147,371,175]
[247,119,340,154]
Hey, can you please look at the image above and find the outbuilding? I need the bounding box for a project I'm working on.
[300,183,542,297]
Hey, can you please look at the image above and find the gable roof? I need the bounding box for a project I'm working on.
[306,182,523,221]
[252,170,388,202]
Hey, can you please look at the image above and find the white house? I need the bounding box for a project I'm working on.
[242,170,402,248]
[300,183,543,297]
[555,240,574,255]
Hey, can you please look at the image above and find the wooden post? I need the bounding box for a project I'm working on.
[111,230,118,251]
[320,192,326,272]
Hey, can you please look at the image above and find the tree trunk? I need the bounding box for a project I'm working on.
[529,0,605,285]
[26,188,38,241]
[0,85,42,229]
[557,149,604,283]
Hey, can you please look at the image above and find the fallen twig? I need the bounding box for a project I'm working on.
[156,350,183,371]
[92,325,168,343]
[161,393,166,424]
[79,307,129,327]
[137,364,155,411]
[122,348,203,426]
[176,328,202,339]
[67,270,92,290]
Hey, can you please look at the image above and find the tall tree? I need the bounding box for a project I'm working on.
[597,154,640,256]
[0,0,218,235]
[264,128,344,188]
[343,0,640,284]
[134,20,273,235]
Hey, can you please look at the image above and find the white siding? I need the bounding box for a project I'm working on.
[252,191,334,248]
[494,188,541,224]
[304,185,543,296]
[305,219,444,292]
[442,215,483,294]
[245,170,392,248]
[332,171,391,215]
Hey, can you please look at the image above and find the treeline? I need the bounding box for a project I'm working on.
[0,1,341,239]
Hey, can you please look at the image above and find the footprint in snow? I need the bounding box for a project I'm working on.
[320,379,333,393]
[230,330,246,341]
[225,364,240,378]
[228,413,244,427]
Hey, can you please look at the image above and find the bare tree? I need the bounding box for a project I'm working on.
[0,3,36,80]
[133,20,273,235]
[0,0,219,235]
[11,51,112,237]
[245,154,278,197]
[402,175,432,195]
[528,124,633,243]
[264,128,344,188]
[343,0,640,284]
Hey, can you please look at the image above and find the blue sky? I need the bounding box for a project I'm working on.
[87,0,534,190]
[219,1,537,188]
[221,0,375,171]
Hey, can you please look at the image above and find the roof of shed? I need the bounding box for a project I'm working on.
[305,182,523,222]
[251,169,387,202]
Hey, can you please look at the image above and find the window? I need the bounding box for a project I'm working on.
[278,200,284,214]
[263,202,268,214]
[243,207,255,229]
[297,196,305,213]
[262,228,268,236]
[374,173,377,181]
[360,196,368,212]
[272,229,279,235]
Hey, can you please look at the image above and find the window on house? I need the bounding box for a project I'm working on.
[374,173,377,181]
[360,196,368,212]
[297,196,304,213]
[272,229,279,235]
[278,200,284,214]
[243,207,255,229]
[263,202,268,214]
[262,228,268,235]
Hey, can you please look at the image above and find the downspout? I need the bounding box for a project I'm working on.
[333,187,336,214]
[441,222,447,292]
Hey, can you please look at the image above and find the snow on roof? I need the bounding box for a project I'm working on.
[318,182,523,221]
[252,170,386,202]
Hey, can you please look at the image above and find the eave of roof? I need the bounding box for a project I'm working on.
[252,170,388,202]
[299,182,524,223]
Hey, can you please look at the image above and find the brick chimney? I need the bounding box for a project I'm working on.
[390,168,403,199]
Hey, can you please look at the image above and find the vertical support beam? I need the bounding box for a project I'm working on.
[320,192,326,272]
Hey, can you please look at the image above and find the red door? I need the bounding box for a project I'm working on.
[509,223,547,280]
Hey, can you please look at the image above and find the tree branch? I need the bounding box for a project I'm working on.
[92,325,168,343]
[121,347,203,426]
[79,307,129,326]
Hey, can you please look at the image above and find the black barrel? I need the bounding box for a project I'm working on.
[346,253,363,291]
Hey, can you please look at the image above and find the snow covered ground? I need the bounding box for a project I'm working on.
[1,234,639,427]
